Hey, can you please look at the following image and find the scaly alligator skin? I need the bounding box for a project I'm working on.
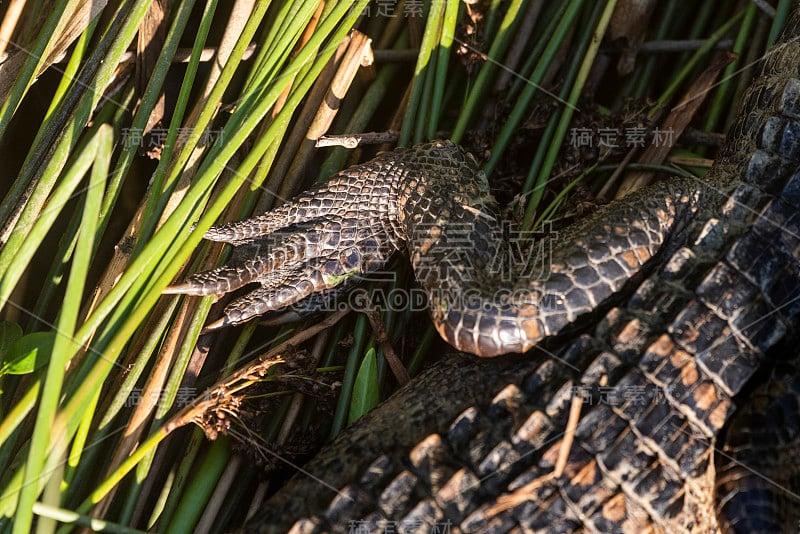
[168,7,800,534]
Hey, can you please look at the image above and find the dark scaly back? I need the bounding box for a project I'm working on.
[703,5,800,531]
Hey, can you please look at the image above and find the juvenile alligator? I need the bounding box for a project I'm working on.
[168,6,800,534]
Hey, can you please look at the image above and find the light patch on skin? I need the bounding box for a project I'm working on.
[616,317,643,345]
[321,269,357,287]
[514,411,550,443]
[520,318,542,342]
[680,361,699,387]
[619,250,640,269]
[634,246,652,262]
[419,238,436,255]
[669,346,692,369]
[707,398,731,430]
[601,493,627,522]
[691,382,717,411]
[573,459,600,486]
[517,302,540,317]
[651,334,676,358]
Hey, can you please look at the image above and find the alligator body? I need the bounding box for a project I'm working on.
[203,8,800,534]
[243,162,800,530]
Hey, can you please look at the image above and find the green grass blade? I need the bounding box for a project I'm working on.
[348,347,380,423]
[12,124,110,532]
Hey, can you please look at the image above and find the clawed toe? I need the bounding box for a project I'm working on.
[162,282,200,295]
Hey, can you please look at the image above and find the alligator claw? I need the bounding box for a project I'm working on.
[164,160,401,330]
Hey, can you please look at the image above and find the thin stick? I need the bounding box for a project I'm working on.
[554,393,583,478]
[360,296,410,386]
[315,130,399,148]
